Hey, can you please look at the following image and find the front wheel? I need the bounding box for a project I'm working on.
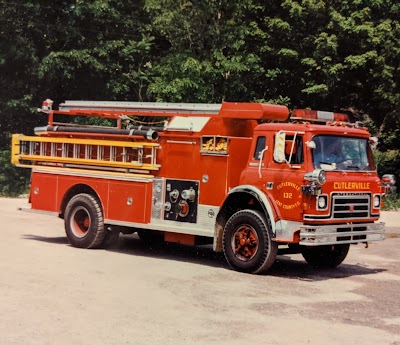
[301,244,350,268]
[64,193,106,249]
[222,210,278,274]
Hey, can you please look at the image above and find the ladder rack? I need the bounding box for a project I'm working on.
[59,100,222,114]
[47,100,289,122]
[11,134,160,175]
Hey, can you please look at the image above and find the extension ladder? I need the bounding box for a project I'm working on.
[11,134,160,175]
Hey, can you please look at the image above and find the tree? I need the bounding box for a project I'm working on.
[0,0,154,148]
[145,0,266,102]
[0,0,399,195]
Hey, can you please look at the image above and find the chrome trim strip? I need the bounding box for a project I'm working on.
[166,140,197,145]
[105,219,214,237]
[32,167,153,183]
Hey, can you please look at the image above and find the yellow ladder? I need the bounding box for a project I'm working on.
[11,134,160,174]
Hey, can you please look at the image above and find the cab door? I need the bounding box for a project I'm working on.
[263,131,306,222]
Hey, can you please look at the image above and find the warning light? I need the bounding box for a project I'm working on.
[42,99,54,112]
[291,109,349,122]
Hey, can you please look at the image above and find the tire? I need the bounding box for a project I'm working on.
[64,193,106,249]
[301,244,350,268]
[222,210,278,274]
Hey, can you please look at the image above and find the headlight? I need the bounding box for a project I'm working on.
[373,195,381,208]
[318,170,326,184]
[317,195,328,210]
[304,169,326,185]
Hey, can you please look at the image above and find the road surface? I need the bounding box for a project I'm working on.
[1,197,400,345]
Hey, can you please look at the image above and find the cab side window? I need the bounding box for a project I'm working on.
[285,136,303,164]
[253,136,266,160]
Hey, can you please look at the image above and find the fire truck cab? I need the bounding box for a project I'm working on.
[11,100,385,274]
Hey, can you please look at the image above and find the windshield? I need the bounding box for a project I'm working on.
[312,135,375,171]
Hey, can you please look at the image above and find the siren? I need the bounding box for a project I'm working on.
[41,99,54,112]
[291,109,349,122]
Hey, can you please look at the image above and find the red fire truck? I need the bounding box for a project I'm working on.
[11,100,385,274]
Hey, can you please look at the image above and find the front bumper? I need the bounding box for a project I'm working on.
[299,222,385,246]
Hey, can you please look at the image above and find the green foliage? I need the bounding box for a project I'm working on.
[0,151,30,196]
[383,193,400,211]
[145,0,266,102]
[373,149,400,180]
[0,0,399,195]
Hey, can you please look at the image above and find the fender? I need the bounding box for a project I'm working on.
[220,186,302,244]
[225,185,278,234]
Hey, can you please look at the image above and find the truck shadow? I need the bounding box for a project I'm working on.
[109,234,229,269]
[22,234,69,245]
[104,234,388,280]
[22,233,386,280]
[269,255,386,280]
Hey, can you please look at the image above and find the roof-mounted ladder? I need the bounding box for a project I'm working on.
[43,100,289,122]
[11,134,160,176]
[59,100,222,114]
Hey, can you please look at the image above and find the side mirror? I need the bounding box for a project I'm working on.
[369,137,378,148]
[306,141,316,149]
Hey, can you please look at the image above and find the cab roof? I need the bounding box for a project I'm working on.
[254,122,371,138]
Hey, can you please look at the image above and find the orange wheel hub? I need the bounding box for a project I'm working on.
[70,206,91,238]
[231,225,259,261]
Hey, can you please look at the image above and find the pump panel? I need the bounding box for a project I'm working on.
[164,179,199,223]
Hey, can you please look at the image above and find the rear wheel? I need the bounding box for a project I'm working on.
[64,193,106,248]
[222,210,278,274]
[301,244,350,268]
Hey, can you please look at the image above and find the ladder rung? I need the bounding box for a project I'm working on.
[21,135,159,148]
[19,154,160,171]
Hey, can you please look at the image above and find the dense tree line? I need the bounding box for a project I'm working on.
[0,0,399,194]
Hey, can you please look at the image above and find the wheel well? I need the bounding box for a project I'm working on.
[59,184,100,219]
[214,192,266,252]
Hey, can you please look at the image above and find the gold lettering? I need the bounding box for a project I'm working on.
[277,182,301,191]
[333,182,371,190]
[283,192,293,199]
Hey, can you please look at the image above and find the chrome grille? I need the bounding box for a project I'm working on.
[332,194,370,219]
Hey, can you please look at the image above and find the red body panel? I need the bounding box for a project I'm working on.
[107,181,150,223]
[240,123,381,226]
[154,116,256,208]
[30,172,152,224]
[30,173,58,212]
[23,101,383,247]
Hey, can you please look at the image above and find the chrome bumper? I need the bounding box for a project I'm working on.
[300,222,385,246]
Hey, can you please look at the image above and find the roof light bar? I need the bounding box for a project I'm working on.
[291,109,349,122]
